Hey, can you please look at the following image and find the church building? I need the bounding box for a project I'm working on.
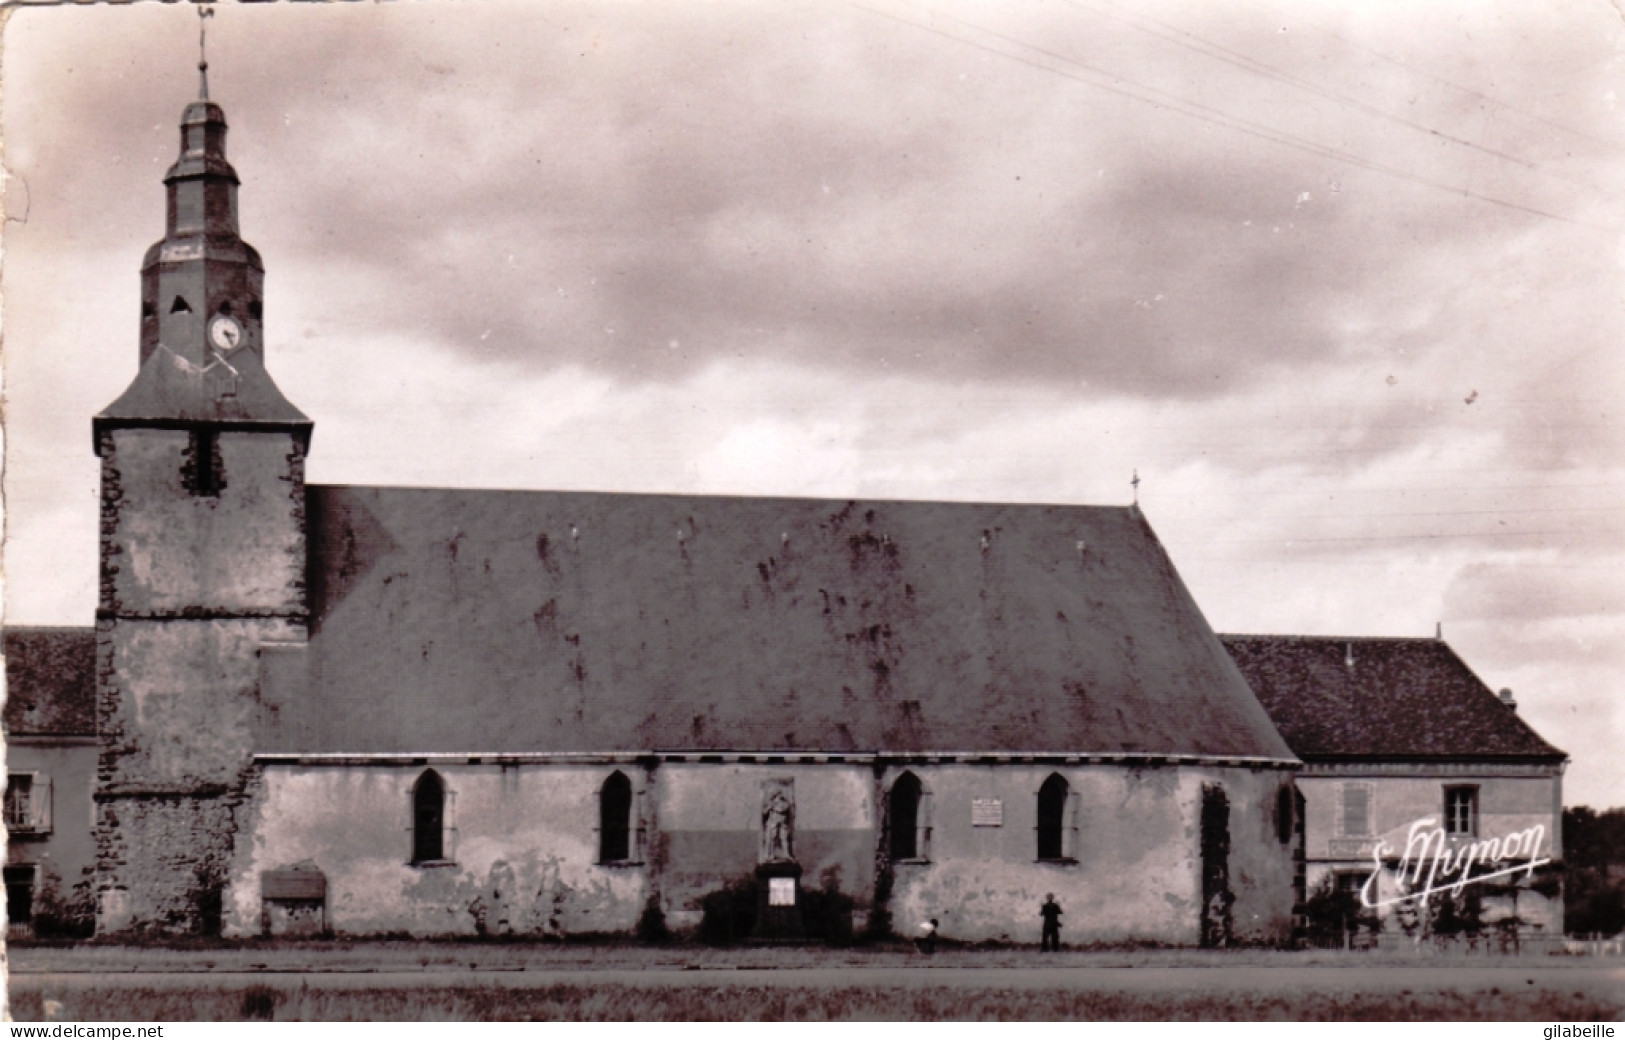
[31,87,1319,944]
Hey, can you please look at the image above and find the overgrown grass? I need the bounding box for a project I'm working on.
[14,939,1615,975]
[8,982,1621,1022]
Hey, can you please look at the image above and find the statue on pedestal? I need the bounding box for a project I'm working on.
[762,785,794,862]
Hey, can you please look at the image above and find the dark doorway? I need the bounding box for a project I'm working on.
[1200,783,1232,947]
[599,771,633,862]
[412,770,445,863]
[889,772,922,860]
[1037,774,1069,860]
[5,866,35,936]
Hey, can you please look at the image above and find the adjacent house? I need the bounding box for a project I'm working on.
[3,627,99,938]
[1222,635,1567,937]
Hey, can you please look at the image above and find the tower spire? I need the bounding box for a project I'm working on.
[197,4,214,101]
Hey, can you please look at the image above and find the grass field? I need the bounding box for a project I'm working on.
[9,943,1623,1021]
[8,977,1622,1021]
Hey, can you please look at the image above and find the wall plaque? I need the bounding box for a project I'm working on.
[768,877,797,906]
[972,798,1003,826]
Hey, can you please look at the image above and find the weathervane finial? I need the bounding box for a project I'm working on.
[197,3,215,101]
[1131,469,1141,505]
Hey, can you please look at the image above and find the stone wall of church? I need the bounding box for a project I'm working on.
[223,763,654,937]
[95,426,307,934]
[95,616,303,934]
[224,758,1294,942]
[99,429,307,615]
[656,763,876,917]
[881,762,1294,945]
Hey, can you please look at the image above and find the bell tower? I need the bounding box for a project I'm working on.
[92,26,312,934]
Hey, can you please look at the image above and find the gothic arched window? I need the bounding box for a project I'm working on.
[1037,773,1070,861]
[412,769,446,864]
[599,771,633,863]
[889,771,924,861]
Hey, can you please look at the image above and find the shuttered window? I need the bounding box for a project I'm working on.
[1340,783,1371,837]
[4,774,51,834]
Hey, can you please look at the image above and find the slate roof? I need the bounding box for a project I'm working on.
[1220,635,1565,762]
[3,627,97,737]
[258,487,1296,760]
[94,343,311,449]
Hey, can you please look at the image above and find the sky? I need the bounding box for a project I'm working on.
[2,0,1621,807]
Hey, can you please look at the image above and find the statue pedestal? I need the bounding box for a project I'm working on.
[752,860,804,940]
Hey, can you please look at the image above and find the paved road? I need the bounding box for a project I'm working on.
[12,964,1625,994]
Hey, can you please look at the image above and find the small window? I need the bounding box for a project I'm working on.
[248,300,263,320]
[1340,783,1371,837]
[4,775,34,830]
[142,301,156,321]
[1444,786,1478,837]
[170,295,192,314]
[1037,773,1072,861]
[889,771,927,861]
[411,770,446,864]
[598,771,633,863]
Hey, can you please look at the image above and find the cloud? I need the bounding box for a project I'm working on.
[5,0,1624,805]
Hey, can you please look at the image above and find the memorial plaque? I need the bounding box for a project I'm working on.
[972,798,1003,826]
[768,877,797,906]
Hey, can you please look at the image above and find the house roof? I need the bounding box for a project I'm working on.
[258,487,1296,760]
[1219,635,1565,762]
[3,627,97,737]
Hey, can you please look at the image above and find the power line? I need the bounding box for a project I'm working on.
[1075,0,1612,201]
[1236,0,1614,151]
[847,0,1612,232]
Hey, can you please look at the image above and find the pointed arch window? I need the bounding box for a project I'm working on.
[888,771,932,862]
[598,771,635,864]
[411,769,447,864]
[1037,773,1078,862]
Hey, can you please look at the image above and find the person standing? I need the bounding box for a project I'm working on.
[1040,893,1063,952]
[917,917,939,954]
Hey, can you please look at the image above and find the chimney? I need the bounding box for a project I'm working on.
[1344,642,1354,668]
[1498,688,1517,712]
[1435,621,1442,640]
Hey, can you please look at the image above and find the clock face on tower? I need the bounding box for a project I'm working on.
[209,315,243,353]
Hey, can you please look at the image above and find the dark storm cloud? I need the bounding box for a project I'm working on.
[23,0,1619,411]
[12,7,1620,404]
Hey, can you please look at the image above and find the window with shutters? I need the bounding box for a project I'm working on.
[4,773,51,835]
[410,769,451,865]
[1340,783,1372,837]
[1036,773,1078,862]
[888,771,931,862]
